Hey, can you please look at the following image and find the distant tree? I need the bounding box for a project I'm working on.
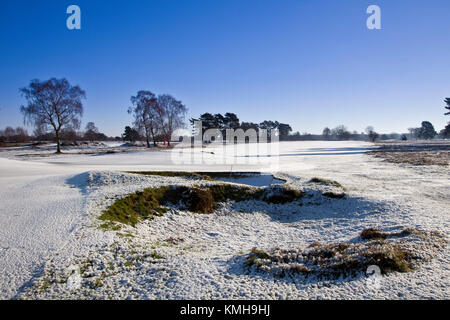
[3,127,15,142]
[259,120,277,136]
[128,91,160,147]
[0,127,29,143]
[442,98,450,139]
[14,127,29,143]
[258,120,280,141]
[365,126,379,142]
[122,126,141,143]
[417,121,437,140]
[444,98,450,115]
[322,127,331,140]
[408,127,420,140]
[331,125,351,140]
[440,123,450,138]
[214,114,225,129]
[156,94,187,146]
[401,134,408,141]
[60,128,78,142]
[190,113,219,136]
[84,121,99,142]
[277,123,292,140]
[20,78,85,153]
[223,113,240,130]
[241,122,259,131]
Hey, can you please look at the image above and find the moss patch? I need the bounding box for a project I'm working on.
[309,177,345,189]
[99,184,303,227]
[322,192,346,199]
[360,227,387,240]
[245,228,446,278]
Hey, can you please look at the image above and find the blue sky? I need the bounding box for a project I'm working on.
[0,0,449,136]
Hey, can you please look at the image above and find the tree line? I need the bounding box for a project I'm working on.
[12,78,187,152]
[189,113,293,141]
[2,78,449,151]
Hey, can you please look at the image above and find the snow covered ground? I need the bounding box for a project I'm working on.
[0,141,448,299]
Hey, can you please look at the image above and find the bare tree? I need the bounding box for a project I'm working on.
[365,126,379,142]
[84,121,99,142]
[20,78,85,153]
[322,127,331,140]
[331,125,351,140]
[156,94,187,146]
[128,91,160,148]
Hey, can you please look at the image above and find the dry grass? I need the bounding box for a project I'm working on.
[368,142,450,166]
[309,177,345,189]
[99,184,303,227]
[245,228,447,278]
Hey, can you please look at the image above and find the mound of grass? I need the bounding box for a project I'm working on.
[245,228,446,278]
[322,192,346,199]
[309,177,345,189]
[99,184,303,227]
[360,227,387,240]
[360,227,435,241]
[98,187,170,226]
[186,187,215,214]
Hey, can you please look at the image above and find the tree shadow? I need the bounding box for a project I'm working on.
[65,172,89,196]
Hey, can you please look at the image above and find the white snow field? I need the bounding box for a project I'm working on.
[0,141,448,299]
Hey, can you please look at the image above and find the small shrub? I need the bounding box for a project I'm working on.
[244,228,446,278]
[323,192,346,199]
[360,228,387,240]
[187,188,215,214]
[310,177,344,189]
[99,184,303,227]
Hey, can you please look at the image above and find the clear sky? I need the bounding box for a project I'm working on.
[1,0,449,136]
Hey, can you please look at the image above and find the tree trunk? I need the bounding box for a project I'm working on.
[146,134,150,148]
[150,128,157,147]
[55,129,62,153]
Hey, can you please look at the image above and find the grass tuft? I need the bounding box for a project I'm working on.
[360,227,387,240]
[99,184,303,227]
[245,228,446,278]
[309,177,345,189]
[322,192,346,199]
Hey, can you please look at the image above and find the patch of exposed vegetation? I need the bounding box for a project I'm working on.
[360,227,387,240]
[309,177,345,189]
[245,228,446,279]
[98,187,171,226]
[322,192,346,199]
[99,184,303,227]
[368,142,450,166]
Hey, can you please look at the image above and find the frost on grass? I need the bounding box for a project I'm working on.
[368,142,450,166]
[245,228,447,279]
[99,184,303,227]
[21,242,166,300]
[309,177,346,190]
